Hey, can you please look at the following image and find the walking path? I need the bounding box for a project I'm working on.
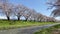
[0,23,60,34]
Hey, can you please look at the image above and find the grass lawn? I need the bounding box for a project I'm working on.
[0,20,56,30]
[34,24,60,34]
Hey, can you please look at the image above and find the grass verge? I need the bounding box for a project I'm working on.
[0,20,56,30]
[34,24,60,34]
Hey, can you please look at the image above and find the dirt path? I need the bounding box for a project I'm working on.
[0,23,59,34]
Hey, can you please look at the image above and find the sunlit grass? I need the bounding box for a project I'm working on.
[0,20,56,30]
[34,24,60,34]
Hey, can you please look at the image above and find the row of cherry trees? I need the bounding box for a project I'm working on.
[0,0,56,22]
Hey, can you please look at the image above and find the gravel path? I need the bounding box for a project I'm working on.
[0,23,59,34]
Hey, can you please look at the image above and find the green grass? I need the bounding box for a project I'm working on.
[0,20,56,30]
[34,24,60,34]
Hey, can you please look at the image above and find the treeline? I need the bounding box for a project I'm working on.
[0,0,56,22]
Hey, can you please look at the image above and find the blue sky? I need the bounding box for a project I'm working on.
[9,0,52,16]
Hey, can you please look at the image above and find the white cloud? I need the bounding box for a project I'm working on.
[0,16,7,19]
[55,17,60,20]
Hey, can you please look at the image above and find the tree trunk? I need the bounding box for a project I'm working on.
[7,16,10,20]
[17,15,21,20]
[18,17,20,20]
[25,18,28,21]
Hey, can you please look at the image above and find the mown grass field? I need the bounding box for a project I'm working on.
[34,24,60,34]
[0,20,56,30]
